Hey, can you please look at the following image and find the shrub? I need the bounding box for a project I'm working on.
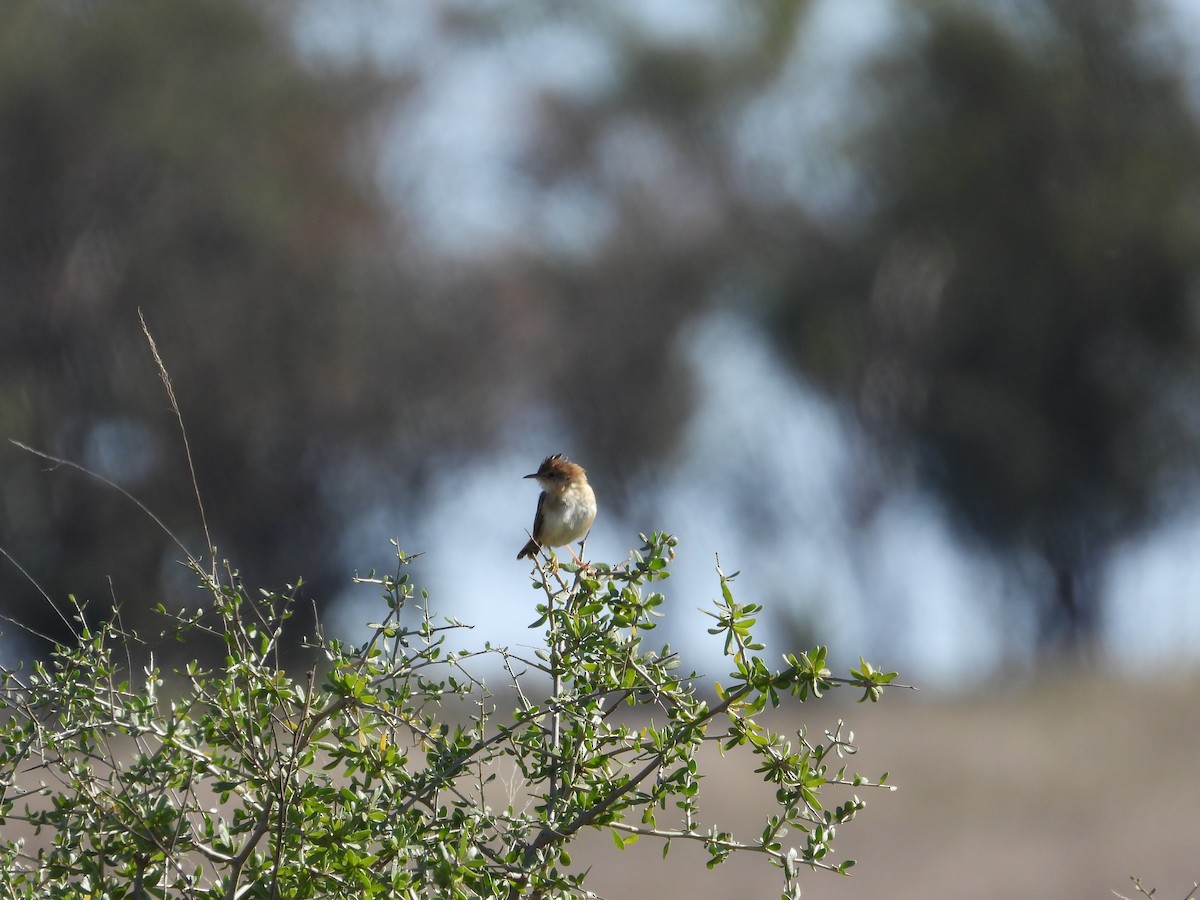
[0,533,897,899]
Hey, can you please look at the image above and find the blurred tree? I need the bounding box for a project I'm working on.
[0,0,394,643]
[1,0,783,650]
[766,0,1200,646]
[471,0,811,484]
[11,0,1197,662]
[372,0,1200,654]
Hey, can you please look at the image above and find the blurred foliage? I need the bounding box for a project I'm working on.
[0,0,801,649]
[0,0,393,641]
[470,0,813,477]
[766,0,1200,641]
[5,0,1200,656]
[502,0,1200,645]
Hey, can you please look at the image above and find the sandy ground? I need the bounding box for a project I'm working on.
[571,671,1200,899]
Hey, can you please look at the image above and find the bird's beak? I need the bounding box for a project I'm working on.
[524,472,538,479]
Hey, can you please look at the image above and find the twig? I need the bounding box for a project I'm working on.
[10,440,198,573]
[535,553,565,828]
[139,309,216,579]
[0,545,78,642]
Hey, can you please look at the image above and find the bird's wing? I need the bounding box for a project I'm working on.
[517,491,549,559]
[531,490,547,539]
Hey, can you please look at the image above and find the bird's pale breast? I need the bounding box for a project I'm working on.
[539,482,597,547]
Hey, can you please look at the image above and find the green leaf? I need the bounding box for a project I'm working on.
[610,828,638,850]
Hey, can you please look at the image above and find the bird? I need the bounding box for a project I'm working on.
[517,453,597,563]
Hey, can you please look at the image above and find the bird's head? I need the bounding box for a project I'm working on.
[525,453,587,491]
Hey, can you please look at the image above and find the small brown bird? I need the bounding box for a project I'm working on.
[517,453,597,562]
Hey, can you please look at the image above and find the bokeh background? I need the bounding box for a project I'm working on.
[3,0,1200,894]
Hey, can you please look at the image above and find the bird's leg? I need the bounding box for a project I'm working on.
[568,533,593,571]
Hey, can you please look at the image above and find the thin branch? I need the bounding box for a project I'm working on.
[606,822,844,875]
[224,798,275,900]
[538,553,565,827]
[521,665,766,862]
[10,440,199,573]
[139,309,215,577]
[0,544,80,642]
